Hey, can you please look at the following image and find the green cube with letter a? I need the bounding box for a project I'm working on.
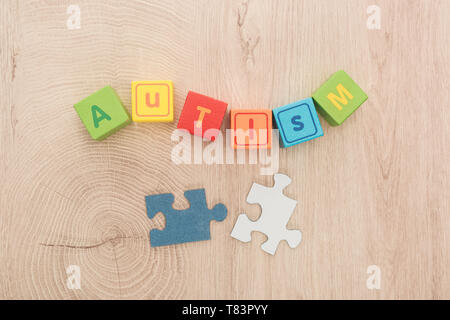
[74,86,131,140]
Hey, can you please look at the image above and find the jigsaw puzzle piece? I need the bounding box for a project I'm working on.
[230,214,254,243]
[146,192,182,247]
[231,213,302,255]
[261,229,302,255]
[184,189,227,222]
[183,189,228,241]
[285,230,302,248]
[146,193,175,219]
[231,173,302,255]
[146,189,227,247]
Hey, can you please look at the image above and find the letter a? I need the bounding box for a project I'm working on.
[91,105,111,128]
[366,265,381,290]
[367,5,381,30]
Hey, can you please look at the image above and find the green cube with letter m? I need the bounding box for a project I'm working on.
[312,70,368,126]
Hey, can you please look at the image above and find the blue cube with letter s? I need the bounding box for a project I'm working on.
[273,97,324,148]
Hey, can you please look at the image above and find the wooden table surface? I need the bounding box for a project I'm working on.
[0,0,449,300]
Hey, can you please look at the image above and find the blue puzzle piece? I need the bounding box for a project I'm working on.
[273,97,324,148]
[145,189,227,247]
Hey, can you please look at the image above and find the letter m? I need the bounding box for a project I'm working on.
[327,84,354,111]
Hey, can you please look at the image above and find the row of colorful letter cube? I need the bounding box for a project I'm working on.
[74,70,367,147]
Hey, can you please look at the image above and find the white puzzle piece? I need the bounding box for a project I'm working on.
[231,173,302,255]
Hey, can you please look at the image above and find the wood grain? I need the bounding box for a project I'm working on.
[0,0,449,299]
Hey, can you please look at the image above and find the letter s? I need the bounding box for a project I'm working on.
[291,115,304,131]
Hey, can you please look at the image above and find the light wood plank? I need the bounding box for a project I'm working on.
[0,0,448,299]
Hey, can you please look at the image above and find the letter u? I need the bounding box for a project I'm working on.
[146,92,160,108]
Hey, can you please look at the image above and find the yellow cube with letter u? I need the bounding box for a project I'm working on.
[132,81,174,122]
